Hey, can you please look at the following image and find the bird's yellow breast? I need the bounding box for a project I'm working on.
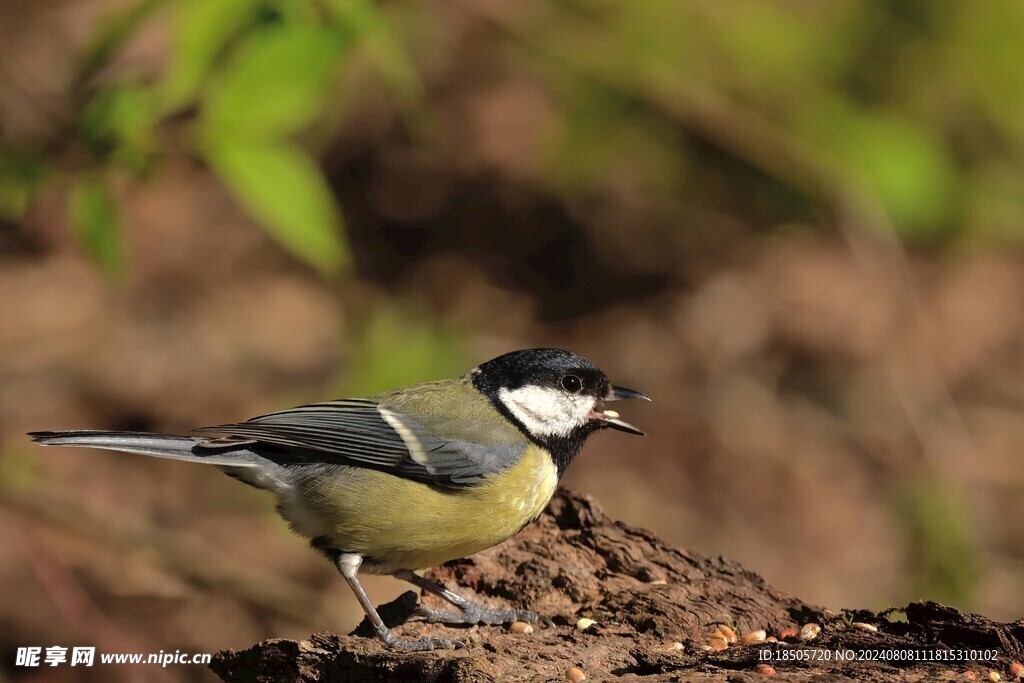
[292,444,558,574]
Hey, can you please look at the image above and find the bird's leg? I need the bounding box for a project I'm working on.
[394,570,552,626]
[333,553,465,651]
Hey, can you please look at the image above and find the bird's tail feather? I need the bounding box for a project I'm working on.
[28,431,261,468]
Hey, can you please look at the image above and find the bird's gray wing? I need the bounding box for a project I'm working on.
[194,399,518,488]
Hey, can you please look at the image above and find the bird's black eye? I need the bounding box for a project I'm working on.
[560,375,583,393]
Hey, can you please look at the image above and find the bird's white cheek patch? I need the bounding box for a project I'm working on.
[497,386,596,438]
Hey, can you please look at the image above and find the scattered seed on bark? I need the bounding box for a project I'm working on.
[565,666,586,682]
[799,623,821,641]
[742,629,767,644]
[717,625,737,643]
[509,621,534,634]
[707,636,728,651]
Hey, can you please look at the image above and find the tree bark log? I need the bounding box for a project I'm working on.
[211,489,1024,682]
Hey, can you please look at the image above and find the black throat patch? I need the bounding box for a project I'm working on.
[470,369,601,478]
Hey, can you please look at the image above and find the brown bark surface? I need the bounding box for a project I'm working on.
[210,490,1024,682]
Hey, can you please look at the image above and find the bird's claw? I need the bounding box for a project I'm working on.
[413,605,551,627]
[384,635,467,651]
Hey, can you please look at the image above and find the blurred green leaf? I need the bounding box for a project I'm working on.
[342,305,466,396]
[160,0,260,113]
[203,23,348,140]
[815,109,959,240]
[548,83,630,190]
[0,152,46,221]
[325,0,422,111]
[964,162,1024,245]
[715,0,851,92]
[80,84,157,172]
[619,1,699,68]
[952,0,1024,149]
[68,176,125,278]
[204,141,347,274]
[895,477,979,607]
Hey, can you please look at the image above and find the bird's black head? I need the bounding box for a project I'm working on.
[471,348,648,476]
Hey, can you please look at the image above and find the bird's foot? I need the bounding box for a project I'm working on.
[382,633,467,651]
[413,603,553,626]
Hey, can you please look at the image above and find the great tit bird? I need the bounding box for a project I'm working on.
[29,348,647,651]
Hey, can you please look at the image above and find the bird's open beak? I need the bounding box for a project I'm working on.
[606,385,650,402]
[590,385,650,435]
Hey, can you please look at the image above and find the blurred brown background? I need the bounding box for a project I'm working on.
[2,0,1023,680]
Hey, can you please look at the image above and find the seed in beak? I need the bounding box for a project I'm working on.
[603,410,620,419]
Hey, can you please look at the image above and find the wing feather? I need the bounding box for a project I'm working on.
[195,398,515,487]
